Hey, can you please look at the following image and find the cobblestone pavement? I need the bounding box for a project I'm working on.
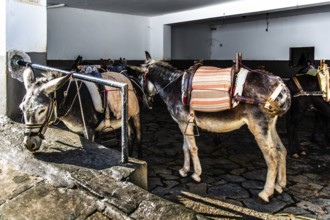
[125,98,330,220]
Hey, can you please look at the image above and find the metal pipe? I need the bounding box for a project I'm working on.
[47,3,66,9]
[121,84,128,163]
[17,60,129,163]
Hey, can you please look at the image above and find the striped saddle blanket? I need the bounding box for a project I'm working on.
[190,66,233,112]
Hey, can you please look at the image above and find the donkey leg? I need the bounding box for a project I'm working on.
[270,118,287,194]
[179,124,202,182]
[131,113,143,159]
[179,136,191,178]
[248,122,278,203]
[127,122,134,157]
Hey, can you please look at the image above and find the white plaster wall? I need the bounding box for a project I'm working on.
[7,0,47,52]
[0,0,6,115]
[47,8,150,60]
[149,0,330,60]
[1,0,46,116]
[0,1,5,55]
[171,24,211,60]
[210,11,330,60]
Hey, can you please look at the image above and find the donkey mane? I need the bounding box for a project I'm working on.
[254,68,273,75]
[154,61,180,73]
[34,71,62,86]
[153,61,183,81]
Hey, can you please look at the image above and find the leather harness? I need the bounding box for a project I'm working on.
[292,76,323,98]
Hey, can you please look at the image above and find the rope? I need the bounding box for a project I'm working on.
[58,79,82,120]
[75,80,89,140]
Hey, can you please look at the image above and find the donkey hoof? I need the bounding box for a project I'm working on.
[275,184,283,194]
[191,173,201,182]
[292,153,300,158]
[258,191,270,203]
[179,169,188,177]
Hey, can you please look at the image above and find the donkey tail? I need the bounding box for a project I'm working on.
[264,78,291,117]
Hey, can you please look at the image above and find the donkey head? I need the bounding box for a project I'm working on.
[20,67,70,151]
[143,51,158,97]
[126,64,154,109]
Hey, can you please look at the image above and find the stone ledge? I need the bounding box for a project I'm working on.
[0,122,202,219]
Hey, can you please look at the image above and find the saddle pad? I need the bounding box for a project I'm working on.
[190,66,232,112]
[101,72,140,119]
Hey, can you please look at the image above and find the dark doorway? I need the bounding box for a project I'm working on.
[289,47,315,67]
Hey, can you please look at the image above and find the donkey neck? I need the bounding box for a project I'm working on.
[55,80,101,122]
[148,66,183,106]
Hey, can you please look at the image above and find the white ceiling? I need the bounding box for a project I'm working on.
[47,0,234,16]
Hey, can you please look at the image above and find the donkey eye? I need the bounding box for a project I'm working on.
[38,108,47,115]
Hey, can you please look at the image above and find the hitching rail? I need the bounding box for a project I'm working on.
[17,60,129,163]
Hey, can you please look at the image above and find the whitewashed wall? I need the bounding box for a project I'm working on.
[1,0,46,116]
[210,10,330,60]
[7,0,47,52]
[46,0,330,61]
[171,24,211,60]
[47,8,150,60]
[150,0,330,60]
[0,0,6,115]
[0,0,5,55]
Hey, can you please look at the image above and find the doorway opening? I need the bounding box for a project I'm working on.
[289,47,315,67]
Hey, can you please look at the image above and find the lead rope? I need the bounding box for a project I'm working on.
[57,78,82,121]
[74,80,90,140]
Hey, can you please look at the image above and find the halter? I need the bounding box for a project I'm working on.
[23,74,74,140]
[23,94,57,140]
[143,61,183,101]
[23,76,91,141]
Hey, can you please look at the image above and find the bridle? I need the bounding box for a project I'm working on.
[23,76,90,141]
[142,61,183,102]
[23,94,57,140]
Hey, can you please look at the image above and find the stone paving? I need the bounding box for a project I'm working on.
[127,97,330,220]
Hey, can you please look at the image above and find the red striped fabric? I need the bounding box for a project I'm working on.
[190,66,232,112]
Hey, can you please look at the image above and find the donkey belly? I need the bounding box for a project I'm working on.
[195,113,246,133]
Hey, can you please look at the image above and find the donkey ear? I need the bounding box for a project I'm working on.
[145,51,152,61]
[41,74,71,95]
[22,67,35,90]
